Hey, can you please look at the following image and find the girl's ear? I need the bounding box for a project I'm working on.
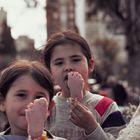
[48,100,55,111]
[88,58,95,74]
[48,100,55,116]
[0,97,6,112]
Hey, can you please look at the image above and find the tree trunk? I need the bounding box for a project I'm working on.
[46,0,61,38]
[125,0,140,88]
[126,24,140,88]
[127,52,140,88]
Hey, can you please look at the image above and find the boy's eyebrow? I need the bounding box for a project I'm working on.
[53,58,63,62]
[52,54,82,62]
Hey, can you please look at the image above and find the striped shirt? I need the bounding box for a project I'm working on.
[46,91,126,140]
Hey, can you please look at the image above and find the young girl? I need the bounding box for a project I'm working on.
[42,30,126,140]
[0,60,67,140]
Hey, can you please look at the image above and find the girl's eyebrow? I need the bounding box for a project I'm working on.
[37,91,47,96]
[71,55,81,58]
[16,89,27,92]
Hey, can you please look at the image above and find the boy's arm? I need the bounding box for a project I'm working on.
[70,100,125,140]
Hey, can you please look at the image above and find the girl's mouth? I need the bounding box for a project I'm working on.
[20,113,26,117]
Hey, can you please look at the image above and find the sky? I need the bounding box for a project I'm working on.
[0,0,47,49]
[0,0,85,49]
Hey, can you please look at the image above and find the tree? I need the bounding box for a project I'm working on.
[87,0,140,88]
[0,8,16,56]
[93,39,123,81]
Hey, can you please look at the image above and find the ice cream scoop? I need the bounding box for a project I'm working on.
[67,72,84,101]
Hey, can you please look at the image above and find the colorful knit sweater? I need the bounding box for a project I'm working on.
[46,91,126,140]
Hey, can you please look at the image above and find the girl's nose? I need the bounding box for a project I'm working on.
[26,98,34,106]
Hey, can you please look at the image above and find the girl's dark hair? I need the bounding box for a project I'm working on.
[0,60,54,101]
[43,30,92,70]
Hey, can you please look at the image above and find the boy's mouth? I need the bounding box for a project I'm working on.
[64,75,68,81]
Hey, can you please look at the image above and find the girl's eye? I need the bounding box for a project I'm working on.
[73,58,81,62]
[35,95,45,99]
[16,93,26,98]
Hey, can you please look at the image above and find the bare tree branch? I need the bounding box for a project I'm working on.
[24,0,38,8]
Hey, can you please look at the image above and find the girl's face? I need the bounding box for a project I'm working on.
[50,43,94,95]
[0,75,50,136]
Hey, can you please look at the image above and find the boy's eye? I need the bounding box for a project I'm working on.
[54,61,63,66]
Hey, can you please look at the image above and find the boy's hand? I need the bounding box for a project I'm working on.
[67,72,84,101]
[70,100,98,134]
[25,98,49,139]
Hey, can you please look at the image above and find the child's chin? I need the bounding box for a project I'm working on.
[23,123,28,129]
[20,121,28,129]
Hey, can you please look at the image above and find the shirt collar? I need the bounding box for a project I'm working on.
[3,128,53,139]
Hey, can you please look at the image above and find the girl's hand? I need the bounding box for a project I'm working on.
[70,100,98,134]
[25,98,49,139]
[67,72,84,101]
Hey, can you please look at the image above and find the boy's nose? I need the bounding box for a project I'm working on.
[64,63,73,72]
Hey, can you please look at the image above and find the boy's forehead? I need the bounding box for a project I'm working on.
[52,43,82,53]
[50,45,85,61]
[47,38,79,49]
[54,40,81,48]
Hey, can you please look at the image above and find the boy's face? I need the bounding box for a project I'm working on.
[0,75,50,135]
[50,43,94,94]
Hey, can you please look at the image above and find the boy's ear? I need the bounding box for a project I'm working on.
[0,97,6,112]
[89,58,95,73]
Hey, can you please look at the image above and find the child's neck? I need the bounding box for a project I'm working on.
[10,127,27,137]
[58,90,70,98]
[58,90,87,98]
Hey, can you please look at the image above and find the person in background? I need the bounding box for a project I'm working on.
[0,60,67,140]
[42,30,126,140]
[106,76,128,106]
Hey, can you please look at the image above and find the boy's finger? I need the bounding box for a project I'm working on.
[73,103,88,112]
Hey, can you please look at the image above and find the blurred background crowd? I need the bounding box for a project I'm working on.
[0,0,140,131]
